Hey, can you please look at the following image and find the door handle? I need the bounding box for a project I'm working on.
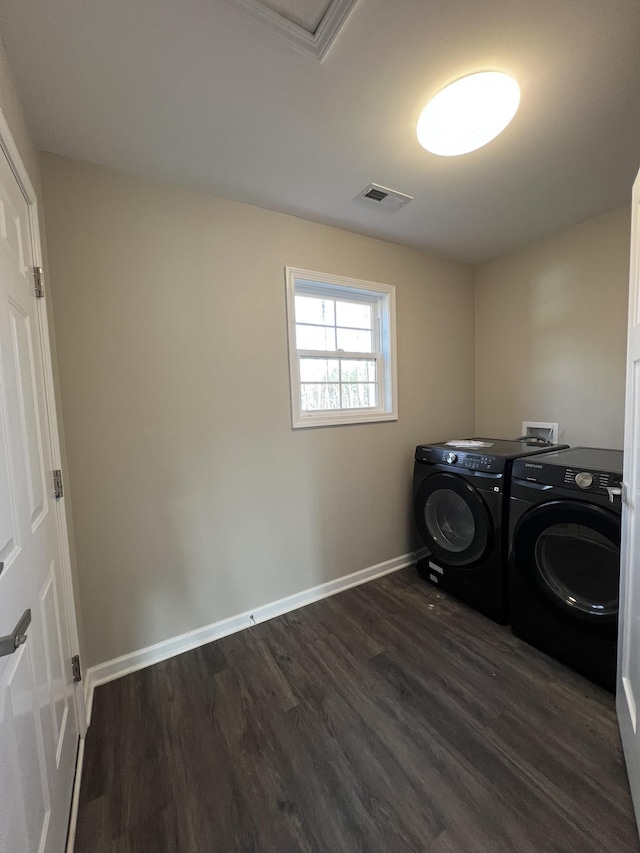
[0,609,31,658]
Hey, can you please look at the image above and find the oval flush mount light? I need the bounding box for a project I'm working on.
[417,71,520,156]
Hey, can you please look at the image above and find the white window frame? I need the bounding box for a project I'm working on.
[285,267,398,428]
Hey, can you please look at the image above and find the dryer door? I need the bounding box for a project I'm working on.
[414,472,493,567]
[512,500,621,622]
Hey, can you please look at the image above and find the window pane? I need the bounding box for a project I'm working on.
[299,358,340,382]
[336,301,372,329]
[336,328,372,353]
[295,295,335,326]
[340,359,376,382]
[341,383,377,409]
[296,324,336,350]
[301,383,341,410]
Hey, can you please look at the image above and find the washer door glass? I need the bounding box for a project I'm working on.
[414,471,493,567]
[424,489,476,553]
[535,522,619,617]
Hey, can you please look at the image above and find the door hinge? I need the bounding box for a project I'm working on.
[53,469,64,499]
[34,266,44,298]
[71,654,82,683]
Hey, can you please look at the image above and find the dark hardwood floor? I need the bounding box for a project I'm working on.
[74,568,639,852]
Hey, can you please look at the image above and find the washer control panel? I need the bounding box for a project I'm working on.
[415,446,505,473]
[464,454,496,471]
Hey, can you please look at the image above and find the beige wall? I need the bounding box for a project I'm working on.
[475,206,631,449]
[0,38,38,186]
[40,153,475,668]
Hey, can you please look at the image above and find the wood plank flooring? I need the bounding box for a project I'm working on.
[74,568,639,852]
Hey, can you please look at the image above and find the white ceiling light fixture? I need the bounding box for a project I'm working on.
[417,71,520,157]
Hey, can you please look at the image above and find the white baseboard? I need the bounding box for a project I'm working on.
[84,552,414,725]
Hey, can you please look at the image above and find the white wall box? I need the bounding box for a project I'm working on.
[522,421,559,444]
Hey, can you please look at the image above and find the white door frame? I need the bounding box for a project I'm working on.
[0,107,86,737]
[618,165,640,829]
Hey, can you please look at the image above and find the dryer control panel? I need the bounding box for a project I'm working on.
[513,458,621,497]
[562,467,619,494]
[415,446,506,473]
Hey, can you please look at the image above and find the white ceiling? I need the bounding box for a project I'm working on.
[0,0,639,262]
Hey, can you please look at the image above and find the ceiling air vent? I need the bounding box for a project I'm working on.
[364,187,388,202]
[356,183,413,212]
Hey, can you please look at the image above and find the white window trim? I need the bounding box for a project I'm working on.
[285,267,398,429]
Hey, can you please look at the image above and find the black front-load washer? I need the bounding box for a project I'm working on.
[412,438,569,623]
[509,447,623,692]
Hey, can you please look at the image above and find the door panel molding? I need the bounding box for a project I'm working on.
[0,107,85,737]
[0,107,85,853]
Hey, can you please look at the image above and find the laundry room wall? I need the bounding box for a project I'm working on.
[40,152,476,669]
[475,206,631,449]
[0,39,38,186]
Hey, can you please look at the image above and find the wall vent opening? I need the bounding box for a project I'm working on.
[355,183,413,212]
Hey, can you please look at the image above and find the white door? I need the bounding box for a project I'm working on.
[0,118,82,852]
[619,164,640,826]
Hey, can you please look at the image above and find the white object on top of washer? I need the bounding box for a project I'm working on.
[445,440,494,448]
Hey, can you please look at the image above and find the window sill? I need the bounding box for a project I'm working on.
[292,411,398,429]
